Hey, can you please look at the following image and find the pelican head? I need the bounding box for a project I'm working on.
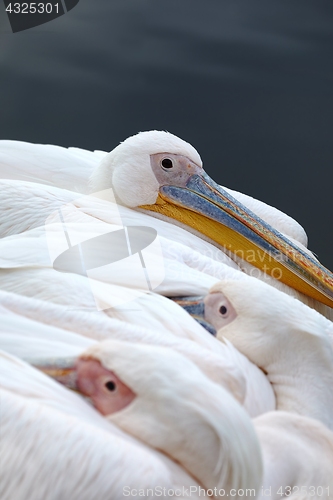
[33,340,262,493]
[204,276,309,349]
[203,277,333,429]
[90,130,333,308]
[205,276,333,356]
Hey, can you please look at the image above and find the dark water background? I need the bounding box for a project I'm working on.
[0,0,332,270]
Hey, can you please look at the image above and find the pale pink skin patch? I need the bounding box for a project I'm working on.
[76,358,136,416]
[204,292,238,332]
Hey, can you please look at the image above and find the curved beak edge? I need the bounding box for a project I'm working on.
[141,174,333,308]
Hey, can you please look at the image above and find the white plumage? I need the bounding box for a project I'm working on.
[254,411,333,499]
[1,132,332,497]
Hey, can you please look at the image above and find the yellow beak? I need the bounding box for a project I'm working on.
[140,172,333,308]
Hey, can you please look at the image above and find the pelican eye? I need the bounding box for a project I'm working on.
[219,305,227,315]
[161,158,173,169]
[105,381,116,392]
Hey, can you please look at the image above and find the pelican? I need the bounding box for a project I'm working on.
[0,132,332,318]
[0,352,203,500]
[89,130,333,311]
[1,347,262,498]
[202,276,333,429]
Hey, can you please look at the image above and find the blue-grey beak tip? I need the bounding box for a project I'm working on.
[168,296,216,336]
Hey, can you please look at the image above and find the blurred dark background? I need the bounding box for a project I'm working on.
[0,0,332,269]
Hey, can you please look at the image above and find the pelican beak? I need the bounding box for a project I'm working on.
[141,171,333,308]
[30,357,80,392]
[170,296,216,335]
